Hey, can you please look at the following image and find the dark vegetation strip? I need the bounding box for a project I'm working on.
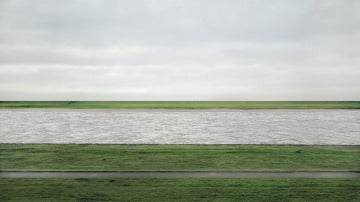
[1,178,359,201]
[1,144,359,172]
[1,101,360,109]
[1,171,359,178]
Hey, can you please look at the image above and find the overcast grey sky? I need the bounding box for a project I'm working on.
[0,0,359,101]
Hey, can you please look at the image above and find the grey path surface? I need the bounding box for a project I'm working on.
[1,172,359,178]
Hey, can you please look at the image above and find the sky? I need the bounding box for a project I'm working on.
[0,0,359,101]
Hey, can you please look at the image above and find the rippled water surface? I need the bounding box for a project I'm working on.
[0,109,359,145]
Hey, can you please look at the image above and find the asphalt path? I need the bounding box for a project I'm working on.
[1,172,359,178]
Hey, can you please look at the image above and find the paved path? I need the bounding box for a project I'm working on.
[1,172,359,178]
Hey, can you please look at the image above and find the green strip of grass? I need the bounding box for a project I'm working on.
[1,101,359,109]
[1,144,359,172]
[1,178,359,201]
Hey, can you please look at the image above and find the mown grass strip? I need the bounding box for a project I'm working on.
[1,178,359,201]
[1,144,359,172]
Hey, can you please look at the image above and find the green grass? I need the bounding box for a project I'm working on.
[1,101,359,109]
[1,178,359,201]
[2,145,359,201]
[1,144,359,172]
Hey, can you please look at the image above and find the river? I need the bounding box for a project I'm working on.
[0,109,359,145]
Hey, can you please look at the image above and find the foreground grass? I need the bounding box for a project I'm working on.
[1,178,359,201]
[1,144,359,172]
[1,101,360,109]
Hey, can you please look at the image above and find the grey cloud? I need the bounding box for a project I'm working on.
[0,0,359,100]
[2,0,358,47]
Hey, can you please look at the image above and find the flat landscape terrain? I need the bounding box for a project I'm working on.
[1,101,360,109]
[1,178,359,201]
[2,144,358,200]
[1,144,359,171]
[1,104,359,201]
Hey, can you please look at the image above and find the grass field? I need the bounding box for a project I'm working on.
[1,144,359,172]
[1,178,359,201]
[1,101,360,109]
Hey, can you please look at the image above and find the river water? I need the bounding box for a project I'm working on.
[0,109,359,145]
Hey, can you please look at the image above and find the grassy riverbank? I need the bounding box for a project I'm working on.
[1,101,360,109]
[1,178,359,201]
[1,144,359,172]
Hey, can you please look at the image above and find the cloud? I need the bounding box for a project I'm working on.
[0,0,359,100]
